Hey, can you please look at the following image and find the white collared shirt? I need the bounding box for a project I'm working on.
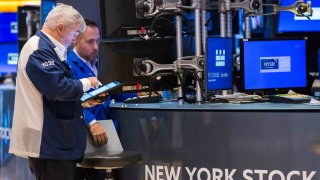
[41,31,66,61]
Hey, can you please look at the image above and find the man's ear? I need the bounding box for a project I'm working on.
[56,24,64,34]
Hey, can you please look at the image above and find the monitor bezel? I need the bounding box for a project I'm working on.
[204,36,233,93]
[239,37,309,94]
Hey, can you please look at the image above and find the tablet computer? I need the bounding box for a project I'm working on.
[80,81,122,102]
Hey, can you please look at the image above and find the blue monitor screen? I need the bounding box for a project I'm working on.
[205,37,233,91]
[0,43,19,75]
[240,38,307,92]
[0,13,18,42]
[41,0,56,25]
[278,1,320,32]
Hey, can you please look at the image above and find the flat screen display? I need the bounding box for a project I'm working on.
[240,38,307,93]
[205,37,233,92]
[0,43,19,75]
[0,13,18,42]
[278,0,320,32]
[41,0,55,25]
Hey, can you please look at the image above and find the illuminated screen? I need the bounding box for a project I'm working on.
[205,37,233,91]
[41,0,55,25]
[278,1,320,32]
[240,38,307,93]
[0,43,19,75]
[0,13,18,42]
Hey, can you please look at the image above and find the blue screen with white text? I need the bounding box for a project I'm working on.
[206,37,233,91]
[242,39,307,91]
[0,13,18,42]
[0,43,19,75]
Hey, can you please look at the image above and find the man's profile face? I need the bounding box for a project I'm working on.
[59,23,81,48]
[75,26,100,63]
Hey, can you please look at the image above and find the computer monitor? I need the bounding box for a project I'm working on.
[41,0,55,25]
[240,38,308,94]
[98,39,177,92]
[0,13,18,43]
[0,43,19,77]
[278,0,320,32]
[204,37,233,92]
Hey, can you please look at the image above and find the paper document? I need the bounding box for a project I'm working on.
[85,120,123,153]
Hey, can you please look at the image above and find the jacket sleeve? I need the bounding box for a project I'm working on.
[83,109,96,126]
[26,48,83,101]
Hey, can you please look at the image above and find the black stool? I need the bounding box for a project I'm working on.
[79,151,142,180]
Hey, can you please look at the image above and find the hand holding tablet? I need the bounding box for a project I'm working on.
[81,81,122,103]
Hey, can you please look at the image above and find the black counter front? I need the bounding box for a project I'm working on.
[110,102,320,180]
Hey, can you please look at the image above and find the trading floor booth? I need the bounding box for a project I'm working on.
[0,85,15,166]
[111,102,320,180]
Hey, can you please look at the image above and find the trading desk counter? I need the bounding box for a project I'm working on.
[110,102,320,180]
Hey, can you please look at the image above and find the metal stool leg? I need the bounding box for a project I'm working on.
[105,169,114,180]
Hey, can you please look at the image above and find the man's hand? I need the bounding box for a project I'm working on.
[81,92,109,108]
[87,77,100,88]
[89,122,108,146]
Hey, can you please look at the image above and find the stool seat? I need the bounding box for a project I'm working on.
[79,151,142,169]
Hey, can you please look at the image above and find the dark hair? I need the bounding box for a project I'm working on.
[85,19,99,28]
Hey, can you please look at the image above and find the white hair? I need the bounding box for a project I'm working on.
[43,3,86,32]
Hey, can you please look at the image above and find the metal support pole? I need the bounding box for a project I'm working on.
[220,0,232,95]
[175,15,184,105]
[195,8,201,56]
[224,0,233,95]
[201,9,207,54]
[220,2,226,37]
[194,0,202,103]
[244,11,251,38]
[225,0,232,38]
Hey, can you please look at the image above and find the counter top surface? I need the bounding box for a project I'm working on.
[110,101,320,111]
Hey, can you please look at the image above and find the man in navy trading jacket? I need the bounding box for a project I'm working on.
[67,19,135,180]
[9,4,99,180]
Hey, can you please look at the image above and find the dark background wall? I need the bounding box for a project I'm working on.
[56,0,101,28]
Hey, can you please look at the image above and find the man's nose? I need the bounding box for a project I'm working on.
[93,42,98,49]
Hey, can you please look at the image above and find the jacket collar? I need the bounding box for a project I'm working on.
[68,50,97,76]
[36,31,56,49]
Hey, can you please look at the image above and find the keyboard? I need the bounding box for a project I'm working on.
[124,95,161,104]
[268,94,312,104]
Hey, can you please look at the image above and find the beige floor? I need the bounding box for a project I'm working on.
[0,156,33,180]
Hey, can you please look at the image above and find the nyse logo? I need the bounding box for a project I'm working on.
[215,49,225,67]
[261,59,279,70]
[10,22,18,34]
[260,56,291,73]
[7,53,18,65]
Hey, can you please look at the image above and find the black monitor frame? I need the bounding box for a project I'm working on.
[239,37,309,95]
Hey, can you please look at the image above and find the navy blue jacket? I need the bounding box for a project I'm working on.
[9,31,87,160]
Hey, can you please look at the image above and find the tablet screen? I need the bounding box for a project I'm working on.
[81,81,121,102]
